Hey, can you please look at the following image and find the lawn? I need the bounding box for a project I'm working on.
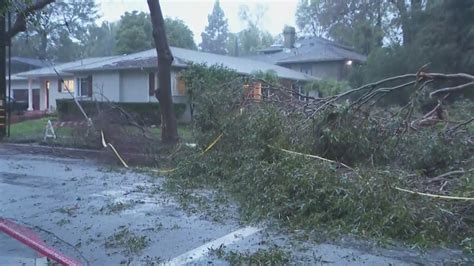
[6,117,193,148]
[8,117,69,142]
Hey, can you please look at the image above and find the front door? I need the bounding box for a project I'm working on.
[33,89,40,110]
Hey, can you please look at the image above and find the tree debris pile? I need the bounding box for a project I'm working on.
[168,64,473,252]
[88,102,164,166]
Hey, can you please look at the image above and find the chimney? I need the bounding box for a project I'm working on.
[283,26,296,48]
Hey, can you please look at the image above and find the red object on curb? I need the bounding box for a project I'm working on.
[0,218,83,266]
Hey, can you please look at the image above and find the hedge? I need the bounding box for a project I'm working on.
[56,99,187,125]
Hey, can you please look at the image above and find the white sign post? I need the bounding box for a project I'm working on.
[44,119,56,140]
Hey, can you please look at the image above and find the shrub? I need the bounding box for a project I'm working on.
[304,79,350,97]
[56,99,186,125]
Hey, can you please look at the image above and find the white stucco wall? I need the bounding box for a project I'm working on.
[92,72,120,102]
[48,78,74,110]
[14,68,191,121]
[119,70,149,102]
[9,79,41,94]
[285,61,345,80]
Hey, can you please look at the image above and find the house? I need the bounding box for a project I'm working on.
[11,47,314,120]
[5,57,49,108]
[7,56,48,75]
[8,56,119,111]
[246,26,367,81]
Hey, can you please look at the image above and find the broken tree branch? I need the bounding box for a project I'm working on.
[430,81,474,97]
[6,0,56,39]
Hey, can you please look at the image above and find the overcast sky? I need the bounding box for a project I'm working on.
[97,0,299,44]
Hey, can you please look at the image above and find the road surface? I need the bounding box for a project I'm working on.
[0,144,469,265]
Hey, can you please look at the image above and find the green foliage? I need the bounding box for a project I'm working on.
[200,0,229,54]
[296,0,386,54]
[235,24,274,55]
[210,246,291,265]
[227,4,274,56]
[93,13,196,55]
[164,18,197,50]
[56,99,186,125]
[398,130,471,174]
[167,65,473,250]
[115,11,154,54]
[348,0,474,90]
[252,70,279,85]
[180,63,242,142]
[304,79,349,97]
[11,0,99,60]
[105,228,150,254]
[83,22,118,57]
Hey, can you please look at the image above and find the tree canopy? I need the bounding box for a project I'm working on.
[200,0,229,54]
[295,0,474,88]
[164,17,197,50]
[113,12,197,54]
[115,11,153,54]
[11,0,98,61]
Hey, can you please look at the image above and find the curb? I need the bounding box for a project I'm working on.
[0,143,103,159]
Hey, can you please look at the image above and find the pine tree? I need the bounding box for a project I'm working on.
[200,0,229,54]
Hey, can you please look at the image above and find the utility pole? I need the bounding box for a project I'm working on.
[0,6,7,139]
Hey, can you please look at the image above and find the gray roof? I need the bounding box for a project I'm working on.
[8,57,48,68]
[66,47,315,81]
[7,74,27,81]
[17,56,120,78]
[246,37,367,65]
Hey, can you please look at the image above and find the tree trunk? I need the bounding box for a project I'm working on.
[394,0,411,45]
[39,30,48,59]
[147,0,179,144]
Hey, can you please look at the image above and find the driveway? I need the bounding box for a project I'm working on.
[0,144,468,265]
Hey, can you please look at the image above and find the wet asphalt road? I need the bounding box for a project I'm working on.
[0,144,469,265]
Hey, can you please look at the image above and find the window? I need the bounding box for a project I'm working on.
[243,82,262,102]
[61,79,75,93]
[177,77,186,96]
[76,76,92,97]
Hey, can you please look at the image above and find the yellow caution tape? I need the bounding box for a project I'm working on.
[201,133,224,155]
[100,131,107,148]
[152,132,224,175]
[394,186,474,201]
[101,130,129,168]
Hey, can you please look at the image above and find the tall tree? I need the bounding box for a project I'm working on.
[147,0,179,144]
[200,0,229,54]
[296,0,387,54]
[1,0,56,138]
[53,29,81,62]
[350,0,474,87]
[12,0,98,60]
[83,21,117,57]
[115,11,153,54]
[165,17,196,50]
[233,4,273,55]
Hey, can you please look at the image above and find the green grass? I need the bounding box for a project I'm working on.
[9,117,53,141]
[149,125,193,142]
[7,117,74,143]
[7,117,193,147]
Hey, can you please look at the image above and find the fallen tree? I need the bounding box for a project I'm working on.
[164,64,473,252]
